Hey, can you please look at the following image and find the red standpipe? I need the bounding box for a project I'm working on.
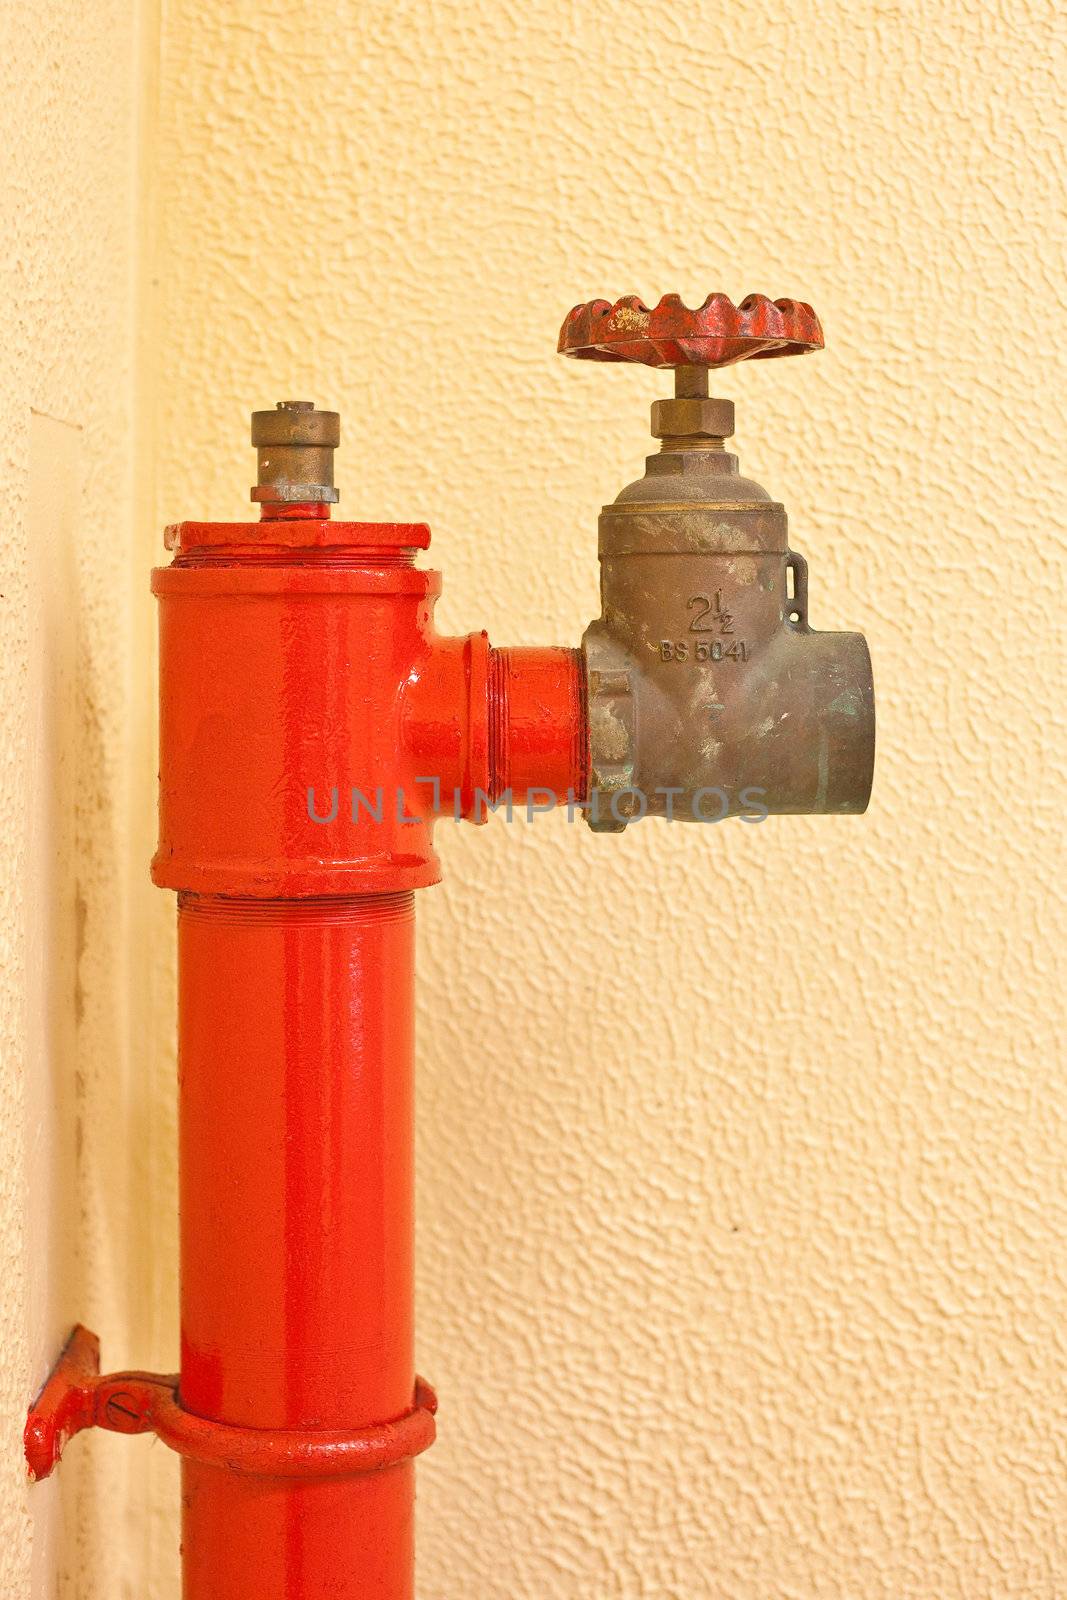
[154,506,585,1598]
[22,495,586,1599]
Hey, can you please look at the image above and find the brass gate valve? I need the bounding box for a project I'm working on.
[561,293,875,830]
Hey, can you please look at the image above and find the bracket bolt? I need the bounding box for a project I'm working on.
[104,1392,144,1432]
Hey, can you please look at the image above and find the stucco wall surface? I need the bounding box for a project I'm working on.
[1,0,154,1594]
[140,2,1067,1597]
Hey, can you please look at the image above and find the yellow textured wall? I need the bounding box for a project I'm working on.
[1,0,157,1594]
[146,1,1061,1596]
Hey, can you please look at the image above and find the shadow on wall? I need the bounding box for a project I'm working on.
[23,410,126,1599]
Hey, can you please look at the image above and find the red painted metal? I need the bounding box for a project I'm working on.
[26,504,587,1580]
[25,503,581,1598]
[153,518,586,895]
[26,503,586,1596]
[24,1326,106,1481]
[488,646,587,806]
[558,291,823,366]
[24,1324,436,1483]
[177,888,420,1596]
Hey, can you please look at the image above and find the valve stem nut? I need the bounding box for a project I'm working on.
[651,395,735,442]
[251,400,340,505]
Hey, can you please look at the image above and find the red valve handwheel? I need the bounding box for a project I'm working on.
[557,293,823,368]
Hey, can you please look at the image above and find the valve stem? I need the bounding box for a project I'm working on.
[674,365,710,399]
[651,366,733,450]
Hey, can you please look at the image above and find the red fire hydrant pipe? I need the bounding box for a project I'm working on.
[149,507,586,1598]
[178,890,418,1597]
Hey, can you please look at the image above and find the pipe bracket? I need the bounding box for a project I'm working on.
[25,1326,437,1483]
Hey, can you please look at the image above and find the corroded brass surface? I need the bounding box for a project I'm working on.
[651,395,735,441]
[250,399,340,505]
[582,391,874,829]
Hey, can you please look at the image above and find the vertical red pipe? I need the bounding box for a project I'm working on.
[178,891,416,1599]
[154,515,437,1600]
[152,510,586,1598]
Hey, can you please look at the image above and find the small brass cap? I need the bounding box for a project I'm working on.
[251,400,340,504]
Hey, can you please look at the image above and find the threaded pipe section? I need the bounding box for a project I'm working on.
[487,647,588,805]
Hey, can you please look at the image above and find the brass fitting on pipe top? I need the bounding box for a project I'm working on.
[251,400,340,506]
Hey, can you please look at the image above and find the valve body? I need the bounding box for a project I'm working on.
[583,404,874,828]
